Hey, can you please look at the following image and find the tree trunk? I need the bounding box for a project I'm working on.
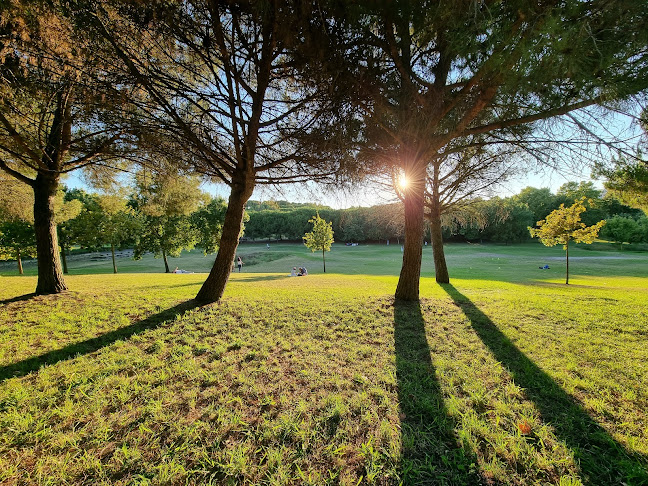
[16,249,23,275]
[395,176,425,301]
[322,248,326,273]
[162,248,170,273]
[33,173,67,294]
[565,240,569,285]
[196,181,254,303]
[60,245,68,274]
[429,208,449,284]
[111,242,118,274]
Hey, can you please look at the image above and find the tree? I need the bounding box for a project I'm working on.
[0,1,133,293]
[192,197,230,255]
[303,213,334,273]
[597,108,648,212]
[601,215,648,244]
[598,154,648,212]
[335,0,648,300]
[529,198,606,284]
[556,181,605,226]
[86,1,344,303]
[133,169,207,273]
[0,220,36,274]
[513,187,561,225]
[0,176,80,274]
[96,194,140,273]
[423,145,517,282]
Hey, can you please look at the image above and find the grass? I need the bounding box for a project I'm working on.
[0,242,647,484]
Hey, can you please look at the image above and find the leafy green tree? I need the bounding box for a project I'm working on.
[96,194,140,273]
[1,178,80,274]
[0,1,133,294]
[513,187,560,224]
[529,198,606,284]
[598,153,648,212]
[192,197,230,255]
[133,170,207,273]
[337,1,648,300]
[601,215,647,244]
[556,181,606,226]
[303,213,334,273]
[87,2,343,303]
[0,221,36,274]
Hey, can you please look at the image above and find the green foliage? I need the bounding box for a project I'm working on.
[599,155,648,212]
[0,220,36,262]
[513,187,560,224]
[0,174,33,223]
[133,170,207,270]
[529,198,606,284]
[601,215,648,244]
[529,198,606,249]
[303,213,334,253]
[191,197,229,255]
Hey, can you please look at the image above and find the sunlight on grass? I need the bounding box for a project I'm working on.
[1,245,647,484]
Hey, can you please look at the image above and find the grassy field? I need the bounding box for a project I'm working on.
[1,242,647,485]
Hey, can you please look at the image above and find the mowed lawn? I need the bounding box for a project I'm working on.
[1,243,647,485]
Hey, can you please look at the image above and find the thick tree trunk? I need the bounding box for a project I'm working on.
[60,245,68,274]
[196,181,254,303]
[111,242,118,274]
[429,209,450,284]
[395,178,425,301]
[162,248,170,273]
[33,173,67,294]
[16,249,23,275]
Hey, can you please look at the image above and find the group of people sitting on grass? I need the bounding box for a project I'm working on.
[290,266,308,277]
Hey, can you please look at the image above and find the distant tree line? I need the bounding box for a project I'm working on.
[3,178,646,276]
[243,182,647,246]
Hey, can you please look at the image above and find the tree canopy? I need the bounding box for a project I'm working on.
[303,212,334,273]
[529,198,606,284]
[331,0,648,299]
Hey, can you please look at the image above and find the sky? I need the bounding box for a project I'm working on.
[59,153,608,210]
[191,164,601,209]
[63,104,644,209]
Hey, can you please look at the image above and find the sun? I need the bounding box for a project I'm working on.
[398,173,409,189]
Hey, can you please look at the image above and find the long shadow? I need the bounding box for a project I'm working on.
[394,300,480,485]
[441,284,648,485]
[0,293,38,306]
[0,300,199,383]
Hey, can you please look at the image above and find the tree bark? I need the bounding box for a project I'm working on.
[60,245,68,274]
[162,248,170,273]
[196,180,254,303]
[429,207,450,284]
[33,173,67,294]
[395,176,425,301]
[16,249,23,275]
[322,248,326,273]
[111,242,118,273]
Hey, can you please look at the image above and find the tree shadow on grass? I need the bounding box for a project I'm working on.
[440,284,648,485]
[0,299,199,383]
[0,293,36,305]
[393,300,480,485]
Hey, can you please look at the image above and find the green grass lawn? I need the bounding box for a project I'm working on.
[1,243,647,484]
